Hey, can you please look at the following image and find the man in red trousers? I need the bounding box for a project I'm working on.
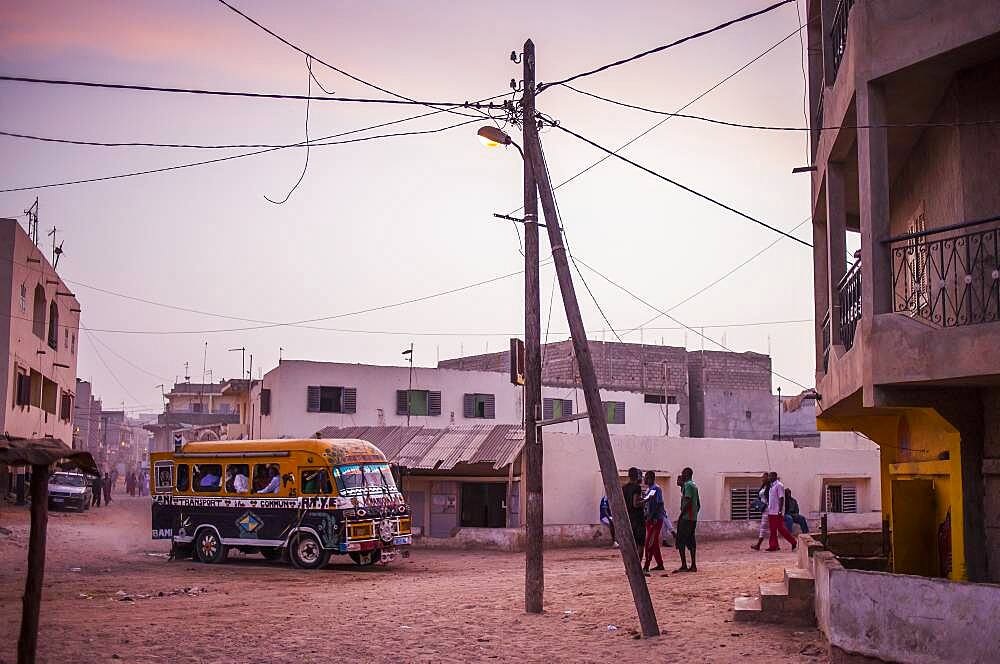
[766,471,797,552]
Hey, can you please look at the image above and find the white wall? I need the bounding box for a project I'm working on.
[542,433,882,527]
[252,360,681,439]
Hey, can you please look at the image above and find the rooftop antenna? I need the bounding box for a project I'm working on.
[184,362,190,383]
[47,226,64,269]
[25,198,38,245]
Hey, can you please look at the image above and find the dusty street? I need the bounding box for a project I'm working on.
[1,497,829,663]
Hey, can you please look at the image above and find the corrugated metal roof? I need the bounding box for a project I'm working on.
[319,424,524,471]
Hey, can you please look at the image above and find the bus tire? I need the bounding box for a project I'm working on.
[194,529,227,564]
[350,550,378,566]
[289,534,328,570]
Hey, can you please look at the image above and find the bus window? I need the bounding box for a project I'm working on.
[193,464,222,492]
[301,469,333,495]
[176,464,190,492]
[333,463,397,493]
[154,463,173,494]
[253,463,281,494]
[226,464,250,494]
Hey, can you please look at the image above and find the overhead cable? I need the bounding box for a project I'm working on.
[537,0,795,91]
[550,121,812,247]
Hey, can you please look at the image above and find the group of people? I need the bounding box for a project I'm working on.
[601,466,701,576]
[750,471,807,552]
[90,468,148,507]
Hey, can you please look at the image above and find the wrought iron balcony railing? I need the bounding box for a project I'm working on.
[888,216,1000,327]
[830,0,855,77]
[839,259,862,351]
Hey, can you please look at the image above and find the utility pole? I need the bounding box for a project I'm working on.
[520,38,544,616]
[402,344,414,426]
[247,354,253,439]
[524,93,660,637]
[777,385,782,441]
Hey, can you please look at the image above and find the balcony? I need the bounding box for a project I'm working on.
[839,259,863,351]
[830,0,855,78]
[889,217,1000,327]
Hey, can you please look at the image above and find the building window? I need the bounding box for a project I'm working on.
[604,401,626,424]
[41,377,57,414]
[307,385,357,413]
[667,396,677,405]
[397,389,441,416]
[260,388,271,416]
[542,397,573,420]
[644,394,666,404]
[13,367,30,407]
[191,402,203,413]
[729,483,764,521]
[32,284,46,339]
[19,284,26,313]
[29,370,43,408]
[64,328,69,350]
[825,483,858,513]
[59,391,73,421]
[463,393,495,419]
[47,301,59,350]
[70,333,75,354]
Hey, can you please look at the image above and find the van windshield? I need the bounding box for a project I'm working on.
[332,463,397,494]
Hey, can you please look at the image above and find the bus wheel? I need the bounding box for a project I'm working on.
[349,550,378,566]
[260,547,283,561]
[289,534,328,570]
[195,529,226,564]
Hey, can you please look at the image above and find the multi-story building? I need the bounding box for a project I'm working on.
[72,379,103,458]
[805,0,1000,587]
[0,217,81,499]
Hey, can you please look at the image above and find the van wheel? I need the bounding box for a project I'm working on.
[260,548,283,561]
[289,534,328,569]
[195,529,227,564]
[350,550,378,566]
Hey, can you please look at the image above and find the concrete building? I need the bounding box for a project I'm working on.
[146,379,245,453]
[251,359,681,439]
[72,379,103,457]
[440,340,806,442]
[800,1,1000,661]
[0,217,81,499]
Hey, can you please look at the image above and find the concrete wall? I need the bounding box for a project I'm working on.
[252,360,681,439]
[984,389,1000,583]
[541,433,881,528]
[0,219,80,443]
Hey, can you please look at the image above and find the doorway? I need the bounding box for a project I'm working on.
[460,482,506,528]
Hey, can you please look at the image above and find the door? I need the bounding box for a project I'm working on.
[460,483,506,528]
[408,490,426,535]
[891,478,937,577]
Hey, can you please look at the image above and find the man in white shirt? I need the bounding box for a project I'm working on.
[766,471,797,551]
[233,471,249,493]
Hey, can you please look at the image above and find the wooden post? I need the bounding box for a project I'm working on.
[524,127,660,637]
[521,38,545,615]
[18,463,50,664]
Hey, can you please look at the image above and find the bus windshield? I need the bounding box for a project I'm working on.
[332,463,397,494]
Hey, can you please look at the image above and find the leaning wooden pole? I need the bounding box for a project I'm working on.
[18,463,50,664]
[524,130,660,637]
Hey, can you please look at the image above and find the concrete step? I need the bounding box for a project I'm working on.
[733,595,763,622]
[760,582,815,626]
[784,567,816,599]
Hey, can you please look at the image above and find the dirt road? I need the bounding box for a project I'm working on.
[0,497,829,663]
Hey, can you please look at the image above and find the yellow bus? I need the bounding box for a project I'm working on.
[150,438,411,568]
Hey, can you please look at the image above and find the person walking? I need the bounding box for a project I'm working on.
[91,472,103,508]
[622,467,645,551]
[641,471,666,574]
[675,467,700,572]
[783,488,809,534]
[102,471,113,505]
[751,473,772,550]
[766,472,797,551]
[599,495,618,547]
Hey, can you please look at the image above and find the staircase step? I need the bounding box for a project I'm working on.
[759,581,790,612]
[733,595,763,622]
[784,567,815,599]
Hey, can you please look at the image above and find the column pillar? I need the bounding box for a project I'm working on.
[857,81,892,316]
[812,215,830,375]
[827,161,848,344]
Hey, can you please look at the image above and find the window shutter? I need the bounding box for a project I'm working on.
[842,484,858,513]
[463,394,475,419]
[343,387,357,414]
[562,399,573,416]
[730,487,748,521]
[484,394,495,419]
[307,386,321,413]
[825,486,832,512]
[543,398,553,420]
[397,390,409,416]
[260,388,271,416]
[15,374,30,406]
[614,401,625,424]
[428,391,442,416]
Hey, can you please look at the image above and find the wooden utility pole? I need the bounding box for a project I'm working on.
[524,113,661,637]
[18,463,50,663]
[521,38,544,615]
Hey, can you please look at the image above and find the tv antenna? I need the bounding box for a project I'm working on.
[47,226,64,269]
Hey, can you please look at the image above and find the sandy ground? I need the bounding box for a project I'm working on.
[0,496,830,663]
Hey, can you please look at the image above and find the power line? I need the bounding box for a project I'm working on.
[265,55,315,204]
[537,0,795,91]
[0,114,488,193]
[549,121,812,247]
[0,75,503,109]
[81,325,144,405]
[86,329,170,382]
[561,85,1000,132]
[570,256,810,391]
[507,21,809,218]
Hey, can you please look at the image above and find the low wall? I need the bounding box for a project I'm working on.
[802,534,1000,663]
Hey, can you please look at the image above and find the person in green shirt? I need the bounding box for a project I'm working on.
[674,467,700,573]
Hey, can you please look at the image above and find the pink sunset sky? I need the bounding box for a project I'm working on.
[0,0,821,411]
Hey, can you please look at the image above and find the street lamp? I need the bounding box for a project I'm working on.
[477,126,523,158]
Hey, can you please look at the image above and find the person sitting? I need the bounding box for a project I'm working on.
[784,488,809,534]
[198,468,220,490]
[257,466,280,494]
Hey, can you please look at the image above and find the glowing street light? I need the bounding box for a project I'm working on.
[477,126,512,147]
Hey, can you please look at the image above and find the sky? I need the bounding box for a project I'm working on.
[0,0,820,413]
